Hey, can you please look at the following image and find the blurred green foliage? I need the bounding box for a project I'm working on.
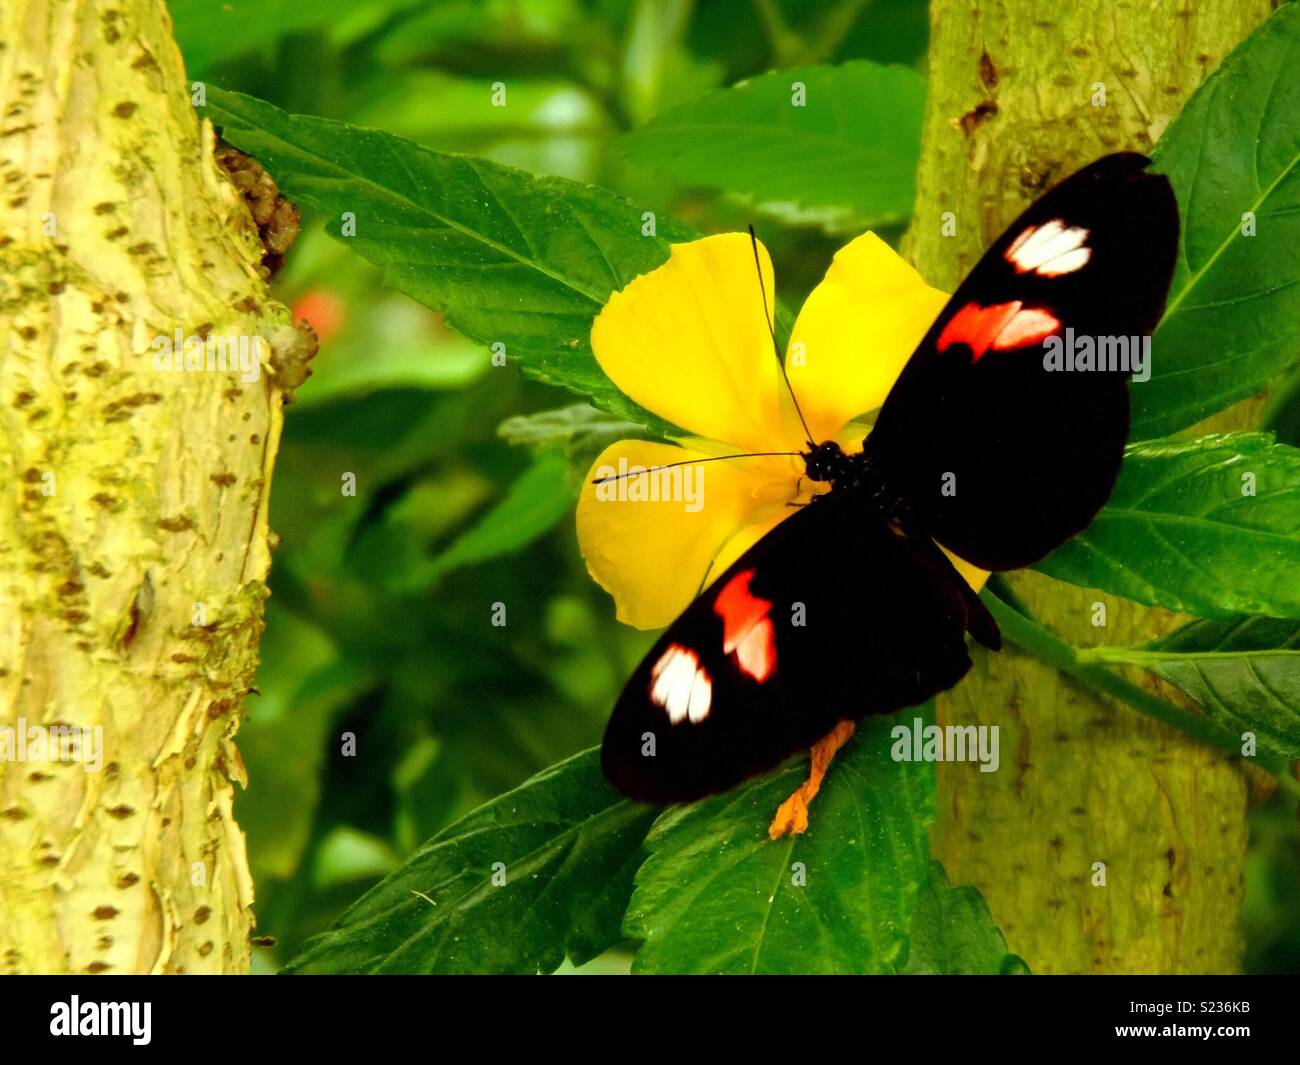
[170,0,1300,973]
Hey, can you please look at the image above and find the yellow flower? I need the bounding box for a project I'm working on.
[577,231,987,630]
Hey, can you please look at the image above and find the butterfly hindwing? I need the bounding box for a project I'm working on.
[600,497,989,804]
[866,152,1179,571]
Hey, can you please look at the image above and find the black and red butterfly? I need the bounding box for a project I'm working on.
[600,152,1179,805]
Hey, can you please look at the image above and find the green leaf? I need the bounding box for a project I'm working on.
[624,710,935,974]
[417,452,576,583]
[618,61,925,233]
[1037,433,1300,619]
[1139,3,1300,438]
[1092,616,1300,759]
[982,588,1300,799]
[498,403,659,484]
[282,748,658,974]
[904,861,1029,975]
[353,70,607,146]
[351,70,609,184]
[348,451,575,594]
[294,335,490,409]
[171,0,425,75]
[498,403,651,453]
[199,88,693,431]
[372,1,584,68]
[312,826,402,890]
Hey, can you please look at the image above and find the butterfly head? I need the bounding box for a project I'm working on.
[801,440,852,484]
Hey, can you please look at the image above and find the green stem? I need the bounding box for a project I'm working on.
[621,0,696,124]
[806,0,874,63]
[753,0,873,65]
[986,573,1033,618]
[752,0,804,66]
[981,590,1300,801]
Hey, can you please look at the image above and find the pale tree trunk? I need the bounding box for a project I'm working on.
[904,0,1274,973]
[0,0,310,973]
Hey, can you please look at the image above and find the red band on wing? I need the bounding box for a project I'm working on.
[713,569,776,683]
[937,300,1060,361]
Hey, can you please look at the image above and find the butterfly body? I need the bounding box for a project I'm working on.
[597,152,1179,805]
[802,441,915,529]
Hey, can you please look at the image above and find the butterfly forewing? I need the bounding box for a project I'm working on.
[601,498,985,804]
[866,152,1179,570]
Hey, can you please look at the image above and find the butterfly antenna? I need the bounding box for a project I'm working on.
[749,224,815,449]
[591,451,802,485]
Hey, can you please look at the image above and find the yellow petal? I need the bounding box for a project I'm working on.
[577,439,802,629]
[701,506,792,592]
[591,234,802,453]
[939,544,989,593]
[787,232,950,443]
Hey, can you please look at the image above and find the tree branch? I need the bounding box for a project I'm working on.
[905,0,1275,974]
[0,0,311,973]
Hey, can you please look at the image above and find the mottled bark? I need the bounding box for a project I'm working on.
[0,0,310,973]
[904,0,1273,973]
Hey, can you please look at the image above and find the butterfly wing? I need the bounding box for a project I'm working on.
[865,152,1179,571]
[600,496,994,804]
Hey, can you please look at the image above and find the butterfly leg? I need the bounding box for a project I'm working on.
[767,719,856,839]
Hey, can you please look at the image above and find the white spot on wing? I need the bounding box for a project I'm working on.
[649,644,712,724]
[1005,218,1091,276]
[686,668,711,724]
[1038,247,1090,276]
